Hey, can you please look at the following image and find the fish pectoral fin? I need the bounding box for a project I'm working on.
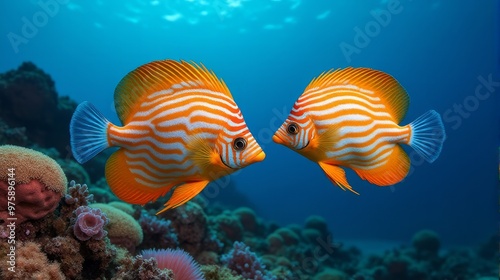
[106,150,175,205]
[318,162,359,195]
[314,125,340,152]
[354,145,410,186]
[187,135,221,169]
[157,180,209,215]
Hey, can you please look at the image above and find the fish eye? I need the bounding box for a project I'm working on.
[233,137,247,151]
[287,123,299,135]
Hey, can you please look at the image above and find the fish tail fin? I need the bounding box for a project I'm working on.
[408,110,446,163]
[70,101,111,164]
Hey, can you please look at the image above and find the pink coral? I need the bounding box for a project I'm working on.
[0,179,63,224]
[73,206,108,241]
[141,248,204,280]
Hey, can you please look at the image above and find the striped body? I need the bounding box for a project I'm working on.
[273,67,446,193]
[291,84,410,170]
[70,60,265,213]
[108,81,257,187]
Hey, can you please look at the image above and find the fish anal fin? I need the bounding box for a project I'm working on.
[354,145,410,186]
[105,150,175,205]
[114,60,232,124]
[318,162,359,195]
[306,67,409,122]
[157,180,209,215]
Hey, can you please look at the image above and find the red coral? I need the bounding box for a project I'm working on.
[0,179,62,224]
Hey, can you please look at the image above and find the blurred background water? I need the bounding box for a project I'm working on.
[0,0,498,249]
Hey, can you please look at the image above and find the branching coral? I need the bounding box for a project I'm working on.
[62,180,94,221]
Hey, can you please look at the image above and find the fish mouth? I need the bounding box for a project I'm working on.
[297,141,310,150]
[219,155,234,169]
[273,134,309,151]
[272,135,285,145]
[219,151,266,169]
[249,151,266,162]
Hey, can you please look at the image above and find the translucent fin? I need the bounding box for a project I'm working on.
[409,110,446,163]
[157,181,209,214]
[105,150,176,205]
[70,101,111,164]
[318,162,359,195]
[354,145,410,186]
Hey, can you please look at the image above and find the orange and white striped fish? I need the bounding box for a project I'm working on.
[70,60,265,214]
[272,67,446,194]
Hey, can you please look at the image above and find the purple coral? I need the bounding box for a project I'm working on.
[221,241,277,280]
[73,206,108,241]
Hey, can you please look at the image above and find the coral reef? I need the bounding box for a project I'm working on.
[112,255,174,280]
[0,62,75,156]
[411,229,440,258]
[0,63,496,280]
[5,241,65,280]
[0,62,109,183]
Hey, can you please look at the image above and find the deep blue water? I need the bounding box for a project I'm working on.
[1,0,498,247]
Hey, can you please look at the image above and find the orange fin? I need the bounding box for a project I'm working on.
[186,134,230,178]
[105,150,175,205]
[114,60,232,124]
[306,125,339,162]
[157,180,209,215]
[306,67,409,122]
[318,162,359,195]
[354,145,410,186]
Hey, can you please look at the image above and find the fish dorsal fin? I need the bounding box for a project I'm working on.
[114,60,232,124]
[306,67,410,122]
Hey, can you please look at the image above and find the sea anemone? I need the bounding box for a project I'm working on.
[141,248,204,280]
